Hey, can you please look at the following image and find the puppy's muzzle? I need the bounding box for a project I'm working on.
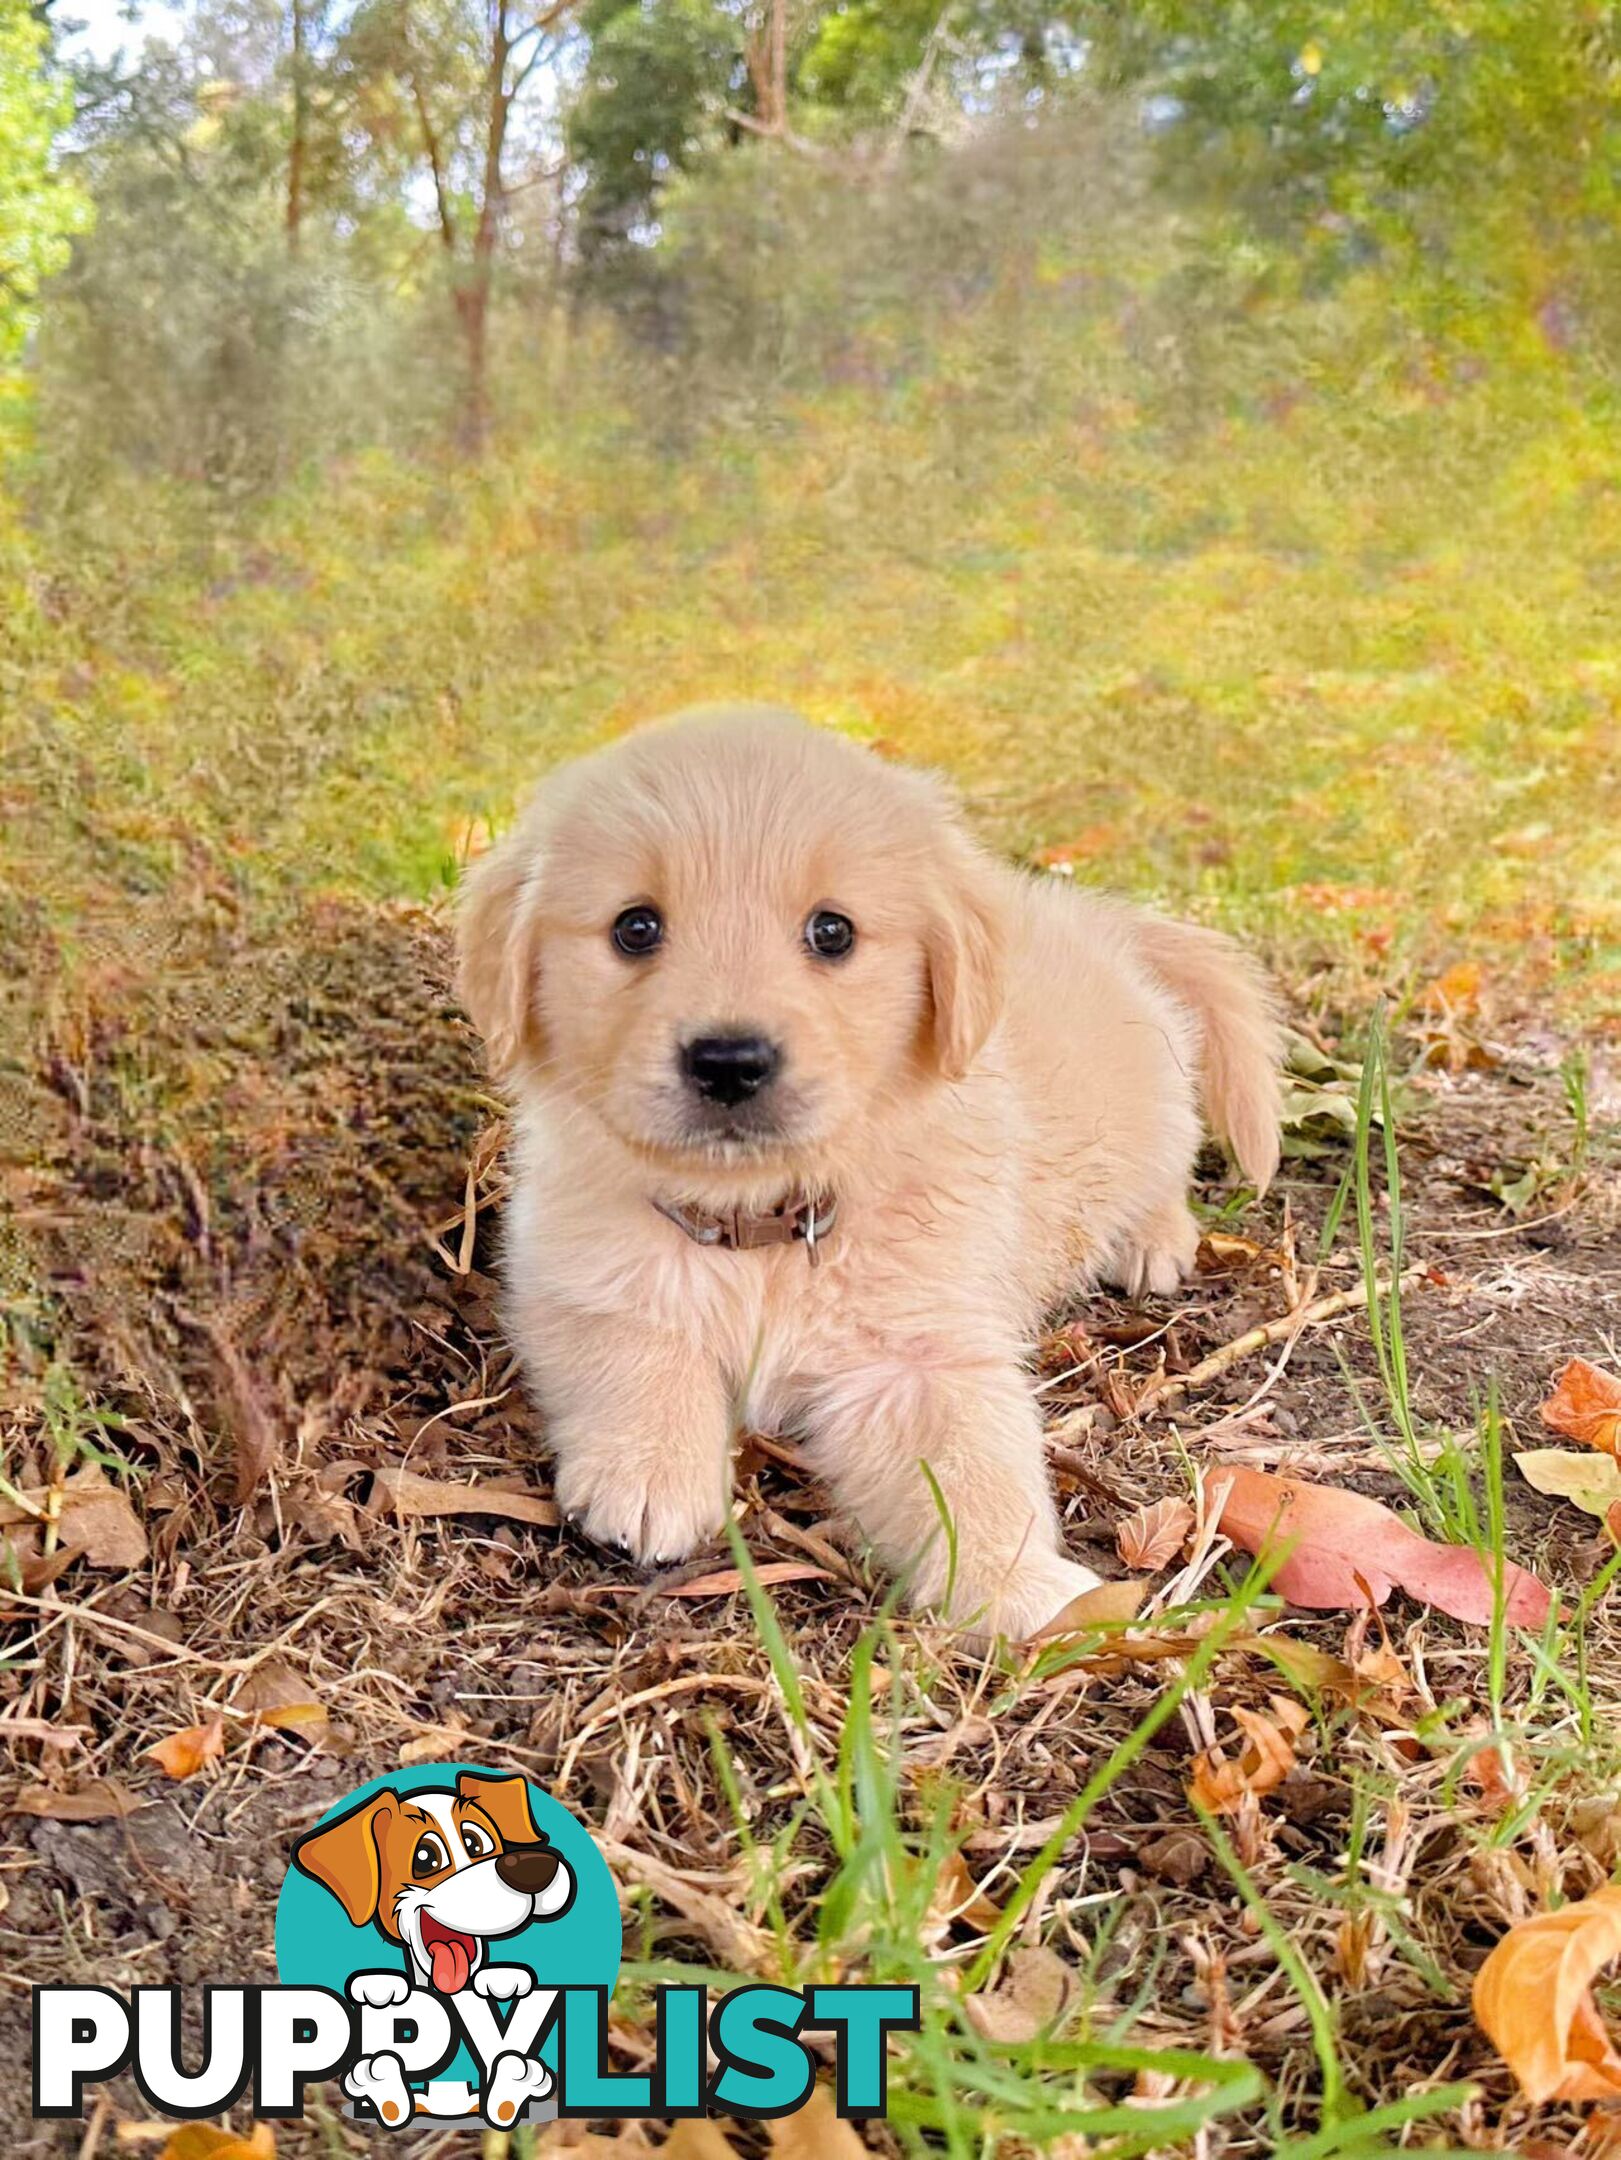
[495,1842,565,1896]
[681,1032,781,1108]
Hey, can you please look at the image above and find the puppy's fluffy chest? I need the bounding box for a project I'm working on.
[506,1088,1029,1396]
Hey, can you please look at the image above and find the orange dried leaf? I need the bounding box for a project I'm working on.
[1035,824,1120,868]
[1188,1701,1306,1814]
[1197,1232,1281,1273]
[1418,960,1483,1012]
[1462,1729,1520,1815]
[664,2124,742,2160]
[1474,1886,1621,2103]
[767,2084,873,2157]
[1116,1496,1195,1571]
[13,1779,145,1821]
[1036,1577,1149,1636]
[1212,1465,1551,1627]
[160,2127,275,2159]
[148,1717,226,1782]
[927,1850,1003,1937]
[1541,1358,1621,1459]
[658,1563,833,1599]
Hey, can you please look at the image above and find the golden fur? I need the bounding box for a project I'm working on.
[457,707,1280,1638]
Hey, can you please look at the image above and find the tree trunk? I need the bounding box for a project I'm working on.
[456,2,511,450]
[768,0,786,134]
[454,282,490,450]
[286,0,307,253]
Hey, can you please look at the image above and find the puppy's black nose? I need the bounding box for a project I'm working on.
[682,1034,781,1107]
[495,1843,562,1895]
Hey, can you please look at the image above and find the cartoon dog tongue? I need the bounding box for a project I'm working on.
[426,1929,473,1994]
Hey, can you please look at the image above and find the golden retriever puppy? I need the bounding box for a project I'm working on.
[457,707,1279,1639]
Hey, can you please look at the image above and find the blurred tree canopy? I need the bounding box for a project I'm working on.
[15,0,1621,475]
[0,0,88,367]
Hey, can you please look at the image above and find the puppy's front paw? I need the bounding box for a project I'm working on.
[347,1970,412,2009]
[959,1553,1106,1646]
[555,1445,725,1566]
[472,1964,534,2001]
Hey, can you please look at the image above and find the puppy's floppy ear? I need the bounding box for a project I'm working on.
[924,823,1008,1082]
[456,826,545,1081]
[293,1792,396,1927]
[456,1770,542,1846]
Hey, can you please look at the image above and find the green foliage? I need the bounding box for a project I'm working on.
[10,100,1620,1031]
[0,0,88,368]
[1088,0,1621,323]
[796,0,938,117]
[567,0,739,253]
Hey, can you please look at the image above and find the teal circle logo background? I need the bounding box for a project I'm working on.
[274,1761,621,2078]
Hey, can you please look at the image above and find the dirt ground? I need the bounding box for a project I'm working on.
[2,892,1618,2154]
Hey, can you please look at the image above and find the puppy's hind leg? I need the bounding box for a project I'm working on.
[806,1352,1100,1643]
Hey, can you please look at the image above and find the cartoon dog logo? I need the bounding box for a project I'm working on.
[293,1770,575,2127]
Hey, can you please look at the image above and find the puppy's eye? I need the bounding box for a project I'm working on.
[805,909,856,961]
[411,1833,450,1879]
[612,905,664,957]
[460,1824,493,1859]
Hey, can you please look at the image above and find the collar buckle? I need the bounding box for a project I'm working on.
[654,1189,838,1265]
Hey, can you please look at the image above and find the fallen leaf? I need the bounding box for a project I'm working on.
[1541,1359,1621,1458]
[368,1464,560,1529]
[1139,1828,1208,1885]
[1418,960,1483,1012]
[0,1465,147,1570]
[208,1325,281,1505]
[6,1538,88,1592]
[1197,1233,1282,1273]
[231,1659,327,1737]
[1255,1634,1357,1693]
[1462,1724,1521,1815]
[285,1484,365,1551]
[925,1850,1002,1941]
[255,1702,329,1733]
[964,1945,1078,2042]
[1189,1700,1307,1814]
[1515,1448,1621,1519]
[767,2086,872,2158]
[400,1722,474,1764]
[664,2125,741,2160]
[147,1717,226,1782]
[1474,1885,1621,2103]
[1036,1577,1149,1636]
[1337,1607,1417,1716]
[657,1563,833,1599]
[1036,824,1120,868]
[1116,1496,1195,1571]
[546,2134,659,2158]
[1213,1465,1551,1628]
[12,1779,146,1821]
[160,2127,275,2159]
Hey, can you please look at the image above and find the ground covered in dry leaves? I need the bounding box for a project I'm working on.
[2,891,1618,2156]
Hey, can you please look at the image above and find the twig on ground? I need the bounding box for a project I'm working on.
[1134,1266,1431,1415]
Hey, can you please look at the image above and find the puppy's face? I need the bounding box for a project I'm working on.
[458,712,1006,1176]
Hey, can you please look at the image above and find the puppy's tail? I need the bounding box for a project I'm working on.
[1130,915,1282,1194]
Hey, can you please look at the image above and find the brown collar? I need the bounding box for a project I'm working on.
[653,1188,837,1266]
